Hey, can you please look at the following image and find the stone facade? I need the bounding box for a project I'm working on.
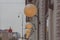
[25,0,56,40]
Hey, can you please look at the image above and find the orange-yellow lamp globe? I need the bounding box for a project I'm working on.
[25,29,31,33]
[24,4,37,17]
[26,33,30,39]
[25,22,33,29]
[25,29,31,38]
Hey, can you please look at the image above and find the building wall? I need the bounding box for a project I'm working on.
[25,0,54,40]
[25,0,47,40]
[53,0,60,40]
[0,32,9,40]
[25,0,38,40]
[0,31,19,40]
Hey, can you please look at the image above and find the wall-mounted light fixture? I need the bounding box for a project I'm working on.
[24,4,37,17]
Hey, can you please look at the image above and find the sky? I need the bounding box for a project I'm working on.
[0,0,26,37]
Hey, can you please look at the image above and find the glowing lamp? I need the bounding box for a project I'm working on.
[25,29,31,38]
[25,22,33,29]
[24,4,37,17]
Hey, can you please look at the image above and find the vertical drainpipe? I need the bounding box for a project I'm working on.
[37,0,40,40]
[48,0,54,40]
[39,0,48,40]
[45,0,48,40]
[37,6,40,40]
